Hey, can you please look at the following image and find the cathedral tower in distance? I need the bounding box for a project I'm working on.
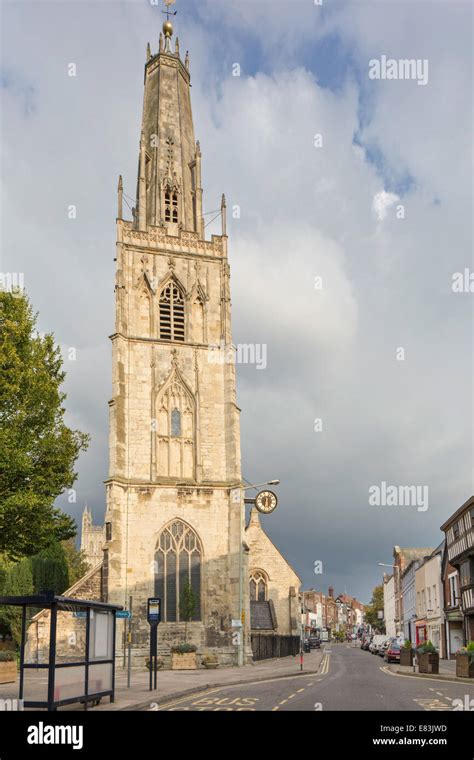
[103,10,251,664]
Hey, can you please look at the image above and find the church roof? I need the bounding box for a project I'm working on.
[245,508,302,586]
[250,600,278,631]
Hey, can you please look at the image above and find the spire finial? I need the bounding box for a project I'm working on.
[221,193,227,236]
[117,175,123,220]
[162,0,176,52]
[146,42,151,61]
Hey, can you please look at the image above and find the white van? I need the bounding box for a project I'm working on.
[369,635,389,655]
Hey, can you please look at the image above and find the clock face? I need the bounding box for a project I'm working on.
[255,490,278,514]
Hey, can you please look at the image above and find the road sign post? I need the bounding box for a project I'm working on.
[147,598,161,691]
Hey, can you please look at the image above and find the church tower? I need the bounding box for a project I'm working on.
[104,9,250,664]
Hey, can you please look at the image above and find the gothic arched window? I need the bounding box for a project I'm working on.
[154,520,202,622]
[156,376,195,479]
[159,282,185,342]
[171,408,181,437]
[249,570,268,601]
[164,191,179,224]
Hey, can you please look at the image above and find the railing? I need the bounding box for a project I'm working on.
[251,634,300,661]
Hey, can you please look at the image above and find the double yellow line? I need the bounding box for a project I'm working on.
[319,652,330,675]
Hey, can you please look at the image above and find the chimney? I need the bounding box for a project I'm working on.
[328,586,334,598]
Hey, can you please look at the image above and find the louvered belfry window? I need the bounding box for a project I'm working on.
[164,191,178,223]
[159,283,185,341]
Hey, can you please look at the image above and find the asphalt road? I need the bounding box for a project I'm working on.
[156,644,474,712]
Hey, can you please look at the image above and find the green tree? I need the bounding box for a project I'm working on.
[0,292,89,559]
[1,558,34,644]
[364,584,386,633]
[179,581,197,643]
[61,538,88,586]
[31,541,69,596]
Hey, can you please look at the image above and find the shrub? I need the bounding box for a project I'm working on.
[456,641,474,662]
[417,640,437,655]
[0,651,15,662]
[171,643,197,654]
[403,639,412,649]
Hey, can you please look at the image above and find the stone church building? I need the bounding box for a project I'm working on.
[65,16,300,667]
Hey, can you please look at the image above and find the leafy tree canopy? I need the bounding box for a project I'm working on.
[0,293,89,559]
[364,584,386,632]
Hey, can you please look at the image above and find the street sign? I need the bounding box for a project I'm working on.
[73,611,87,619]
[147,597,161,625]
[231,619,242,628]
[147,598,161,692]
[116,610,132,619]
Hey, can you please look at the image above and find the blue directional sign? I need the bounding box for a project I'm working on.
[116,610,132,619]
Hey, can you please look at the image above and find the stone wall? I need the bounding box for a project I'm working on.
[245,509,301,636]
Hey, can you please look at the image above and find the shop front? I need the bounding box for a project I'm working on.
[445,611,464,658]
[415,620,427,647]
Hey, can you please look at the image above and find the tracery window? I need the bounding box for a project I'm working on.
[156,377,195,479]
[159,283,185,341]
[171,408,181,437]
[249,570,268,602]
[154,520,202,622]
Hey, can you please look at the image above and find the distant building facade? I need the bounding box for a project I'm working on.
[80,506,104,568]
[441,495,474,646]
[383,574,396,637]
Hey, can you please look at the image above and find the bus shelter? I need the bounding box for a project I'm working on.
[0,592,123,711]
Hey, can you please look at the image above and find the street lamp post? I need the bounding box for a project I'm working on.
[236,479,280,667]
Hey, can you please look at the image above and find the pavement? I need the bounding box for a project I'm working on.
[0,649,324,712]
[155,644,474,711]
[390,657,470,684]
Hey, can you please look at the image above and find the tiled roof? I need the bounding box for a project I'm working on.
[250,600,278,630]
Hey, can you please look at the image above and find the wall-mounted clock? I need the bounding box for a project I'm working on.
[255,490,278,515]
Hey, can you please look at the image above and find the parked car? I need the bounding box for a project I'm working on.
[369,635,389,655]
[361,635,373,650]
[308,636,321,649]
[384,641,401,663]
[379,636,400,656]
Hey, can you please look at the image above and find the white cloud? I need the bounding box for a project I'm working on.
[372,190,399,220]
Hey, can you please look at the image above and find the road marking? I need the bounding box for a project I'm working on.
[279,699,288,705]
[380,665,472,686]
[155,665,327,710]
[157,687,222,710]
[319,653,331,675]
[297,688,305,693]
[165,695,260,712]
[288,693,296,699]
[272,706,280,711]
[413,698,451,711]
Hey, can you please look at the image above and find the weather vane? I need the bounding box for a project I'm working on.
[163,0,177,22]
